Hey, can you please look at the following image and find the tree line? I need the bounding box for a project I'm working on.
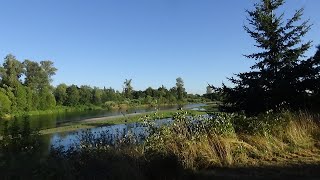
[54,77,191,108]
[0,56,202,116]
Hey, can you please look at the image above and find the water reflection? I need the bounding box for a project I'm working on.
[47,104,207,151]
[1,103,207,153]
[2,103,206,131]
[50,118,173,150]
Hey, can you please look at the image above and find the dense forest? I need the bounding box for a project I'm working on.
[0,56,208,116]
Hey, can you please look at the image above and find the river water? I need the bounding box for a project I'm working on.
[35,103,206,151]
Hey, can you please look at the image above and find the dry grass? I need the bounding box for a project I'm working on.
[144,111,320,170]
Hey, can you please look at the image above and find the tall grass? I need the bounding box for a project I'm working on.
[1,110,319,179]
[144,111,320,169]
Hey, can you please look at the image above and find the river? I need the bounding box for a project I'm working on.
[2,103,205,130]
[31,103,206,152]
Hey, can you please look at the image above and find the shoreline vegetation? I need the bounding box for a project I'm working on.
[2,109,320,179]
[0,102,202,120]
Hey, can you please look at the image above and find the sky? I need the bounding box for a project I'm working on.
[0,0,319,94]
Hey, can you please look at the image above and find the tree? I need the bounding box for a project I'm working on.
[131,90,144,99]
[23,60,42,91]
[102,87,118,102]
[145,87,154,97]
[176,77,186,102]
[54,84,68,106]
[65,85,80,106]
[158,85,168,104]
[79,85,93,105]
[224,0,312,114]
[123,79,133,98]
[0,89,11,115]
[39,87,56,110]
[92,87,103,105]
[296,45,320,110]
[0,54,24,89]
[40,60,57,86]
[23,60,57,91]
[25,87,35,111]
[16,85,27,111]
[166,93,177,104]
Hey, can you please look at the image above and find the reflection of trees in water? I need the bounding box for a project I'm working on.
[29,113,58,130]
[40,134,52,155]
[15,104,204,132]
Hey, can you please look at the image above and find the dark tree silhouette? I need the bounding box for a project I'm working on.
[223,0,315,114]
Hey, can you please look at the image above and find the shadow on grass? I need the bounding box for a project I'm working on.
[190,165,320,180]
[3,149,319,180]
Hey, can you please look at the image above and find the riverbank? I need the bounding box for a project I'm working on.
[40,109,207,135]
[1,105,103,120]
[36,111,320,179]
[1,102,199,120]
[2,109,320,179]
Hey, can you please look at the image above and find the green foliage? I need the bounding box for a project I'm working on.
[176,77,186,102]
[16,85,27,111]
[78,85,93,105]
[23,60,42,90]
[206,113,235,135]
[0,56,60,115]
[5,88,17,113]
[92,87,103,105]
[54,83,68,105]
[221,0,316,114]
[0,53,202,116]
[0,89,11,115]
[0,54,24,89]
[23,60,57,91]
[39,87,56,110]
[25,87,34,111]
[65,85,80,106]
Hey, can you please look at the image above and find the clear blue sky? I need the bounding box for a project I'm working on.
[0,0,319,94]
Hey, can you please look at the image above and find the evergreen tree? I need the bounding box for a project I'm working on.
[296,45,320,110]
[224,0,312,114]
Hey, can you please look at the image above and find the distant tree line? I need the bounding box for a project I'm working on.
[54,77,192,109]
[213,0,320,115]
[0,56,203,116]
